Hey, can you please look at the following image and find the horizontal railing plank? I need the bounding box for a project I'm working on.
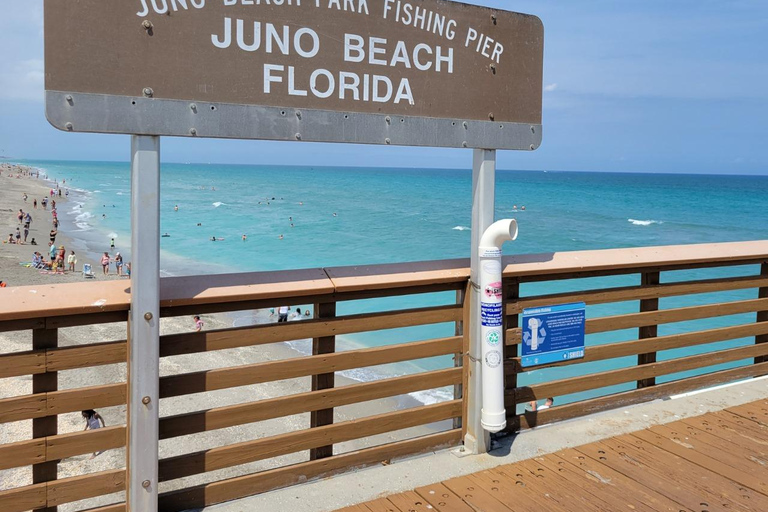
[0,439,45,470]
[47,341,126,372]
[159,400,461,481]
[0,470,126,511]
[0,384,126,423]
[0,349,45,378]
[161,367,461,439]
[0,427,126,470]
[510,342,768,405]
[0,394,47,423]
[0,341,126,378]
[506,321,768,374]
[502,240,768,278]
[46,426,126,462]
[158,429,462,511]
[507,275,768,315]
[0,482,47,512]
[505,297,768,344]
[160,336,461,398]
[47,383,126,416]
[160,304,462,357]
[512,361,768,431]
[47,469,126,507]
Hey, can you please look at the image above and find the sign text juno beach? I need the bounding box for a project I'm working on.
[45,0,543,149]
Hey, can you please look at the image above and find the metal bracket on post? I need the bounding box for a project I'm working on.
[128,135,161,512]
[461,148,496,455]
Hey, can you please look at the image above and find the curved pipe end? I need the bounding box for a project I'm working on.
[479,219,518,250]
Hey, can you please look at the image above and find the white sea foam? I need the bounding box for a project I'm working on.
[116,192,124,196]
[108,232,119,239]
[452,226,470,231]
[212,202,226,208]
[628,218,663,226]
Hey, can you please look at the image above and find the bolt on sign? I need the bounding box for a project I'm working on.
[45,0,543,150]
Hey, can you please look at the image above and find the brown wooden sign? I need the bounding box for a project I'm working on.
[44,0,543,149]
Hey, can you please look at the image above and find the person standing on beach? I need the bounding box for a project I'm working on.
[23,225,29,243]
[194,315,204,332]
[17,209,23,224]
[33,199,37,209]
[101,252,110,275]
[277,305,290,322]
[115,252,123,276]
[14,228,21,244]
[48,242,57,262]
[49,228,57,244]
[68,251,77,272]
[110,238,116,251]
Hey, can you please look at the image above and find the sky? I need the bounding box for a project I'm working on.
[0,0,766,174]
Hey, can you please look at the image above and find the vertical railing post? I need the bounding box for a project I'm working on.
[454,287,466,430]
[33,326,57,512]
[637,271,660,388]
[465,148,496,454]
[756,263,768,364]
[310,301,337,460]
[127,135,161,512]
[504,279,520,431]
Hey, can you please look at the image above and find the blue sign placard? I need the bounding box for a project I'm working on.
[521,302,586,367]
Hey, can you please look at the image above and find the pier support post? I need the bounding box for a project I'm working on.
[127,135,161,512]
[464,149,496,454]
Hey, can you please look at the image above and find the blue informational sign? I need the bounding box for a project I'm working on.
[521,302,586,367]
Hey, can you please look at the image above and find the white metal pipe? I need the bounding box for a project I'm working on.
[465,149,496,454]
[479,219,518,433]
[128,135,160,512]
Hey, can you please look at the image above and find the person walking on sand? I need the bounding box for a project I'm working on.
[68,251,77,272]
[17,209,24,224]
[15,228,21,244]
[101,252,110,275]
[81,410,106,458]
[194,315,204,332]
[49,228,57,244]
[277,305,289,322]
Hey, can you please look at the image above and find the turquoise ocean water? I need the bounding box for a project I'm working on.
[15,160,768,407]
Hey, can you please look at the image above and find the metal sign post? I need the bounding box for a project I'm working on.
[465,148,496,454]
[127,135,161,511]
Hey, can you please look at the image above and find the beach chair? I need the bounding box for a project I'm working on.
[82,263,95,278]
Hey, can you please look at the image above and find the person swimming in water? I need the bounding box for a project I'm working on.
[242,234,247,241]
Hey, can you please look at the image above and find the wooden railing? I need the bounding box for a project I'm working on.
[503,241,768,431]
[0,261,469,512]
[1,241,767,511]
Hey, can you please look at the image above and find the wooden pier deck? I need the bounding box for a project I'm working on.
[337,399,768,512]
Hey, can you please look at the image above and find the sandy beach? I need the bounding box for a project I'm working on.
[0,163,113,287]
[0,163,440,510]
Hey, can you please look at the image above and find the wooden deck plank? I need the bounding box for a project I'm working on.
[553,449,689,512]
[727,399,768,426]
[413,483,474,512]
[387,491,438,512]
[466,468,553,512]
[644,423,768,486]
[511,459,615,512]
[631,426,768,497]
[441,474,518,512]
[713,410,768,440]
[362,499,403,512]
[596,436,768,511]
[680,413,768,456]
[533,455,662,512]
